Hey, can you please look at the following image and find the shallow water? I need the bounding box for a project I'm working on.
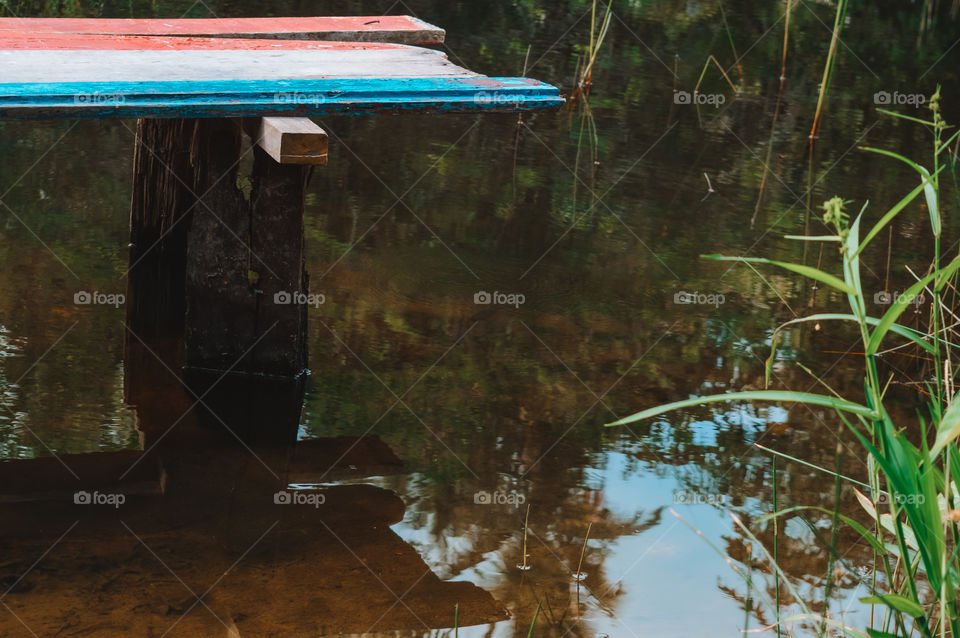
[1,0,959,635]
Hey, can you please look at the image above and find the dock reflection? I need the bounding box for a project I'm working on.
[0,310,505,636]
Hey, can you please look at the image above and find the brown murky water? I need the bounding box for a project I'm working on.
[1,0,959,635]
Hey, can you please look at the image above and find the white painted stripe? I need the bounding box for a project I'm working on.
[0,47,479,83]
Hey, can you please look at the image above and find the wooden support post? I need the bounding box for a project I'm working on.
[125,116,313,444]
[182,117,310,377]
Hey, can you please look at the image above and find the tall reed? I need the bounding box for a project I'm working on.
[809,0,849,138]
[572,0,612,101]
[718,2,744,86]
[612,90,960,637]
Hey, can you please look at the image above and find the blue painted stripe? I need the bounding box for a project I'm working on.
[0,77,565,119]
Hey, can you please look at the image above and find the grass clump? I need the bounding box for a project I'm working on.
[611,88,960,637]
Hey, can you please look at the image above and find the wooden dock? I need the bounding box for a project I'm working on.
[1,15,563,441]
[0,16,563,119]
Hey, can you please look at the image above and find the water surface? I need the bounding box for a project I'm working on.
[1,0,959,635]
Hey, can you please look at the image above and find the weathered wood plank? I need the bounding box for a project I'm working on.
[0,77,564,119]
[256,116,328,165]
[0,32,413,49]
[0,15,445,44]
[0,46,475,82]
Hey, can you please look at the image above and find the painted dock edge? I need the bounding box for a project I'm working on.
[0,16,446,45]
[0,78,566,119]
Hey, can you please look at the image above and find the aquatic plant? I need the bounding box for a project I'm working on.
[809,0,849,139]
[611,90,960,636]
[527,600,542,637]
[572,0,612,101]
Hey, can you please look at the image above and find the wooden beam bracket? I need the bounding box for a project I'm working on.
[255,116,328,165]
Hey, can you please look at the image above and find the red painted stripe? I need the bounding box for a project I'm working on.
[0,32,408,51]
[0,16,435,37]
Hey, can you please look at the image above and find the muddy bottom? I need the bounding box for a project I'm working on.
[0,437,506,637]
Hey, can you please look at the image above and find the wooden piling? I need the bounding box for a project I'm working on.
[126,117,310,377]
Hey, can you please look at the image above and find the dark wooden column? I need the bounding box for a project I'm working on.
[126,117,310,375]
[125,117,316,445]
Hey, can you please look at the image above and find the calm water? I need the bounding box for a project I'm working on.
[1,0,959,635]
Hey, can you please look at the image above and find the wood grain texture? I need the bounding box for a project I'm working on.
[126,119,310,384]
[0,15,445,44]
[0,77,564,119]
[0,47,474,82]
[0,32,411,50]
[257,116,328,165]
[0,18,565,119]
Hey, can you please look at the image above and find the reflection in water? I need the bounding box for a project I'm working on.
[0,457,507,636]
[0,330,506,636]
[1,0,959,635]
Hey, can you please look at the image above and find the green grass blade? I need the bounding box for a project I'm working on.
[862,147,930,173]
[936,129,960,156]
[755,442,874,489]
[527,600,542,638]
[856,169,943,257]
[876,108,935,126]
[931,393,960,458]
[860,595,924,619]
[759,506,886,554]
[606,391,875,427]
[866,256,960,355]
[702,255,856,294]
[918,166,940,236]
[774,314,936,354]
[784,234,842,241]
[844,209,866,317]
[860,147,940,236]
